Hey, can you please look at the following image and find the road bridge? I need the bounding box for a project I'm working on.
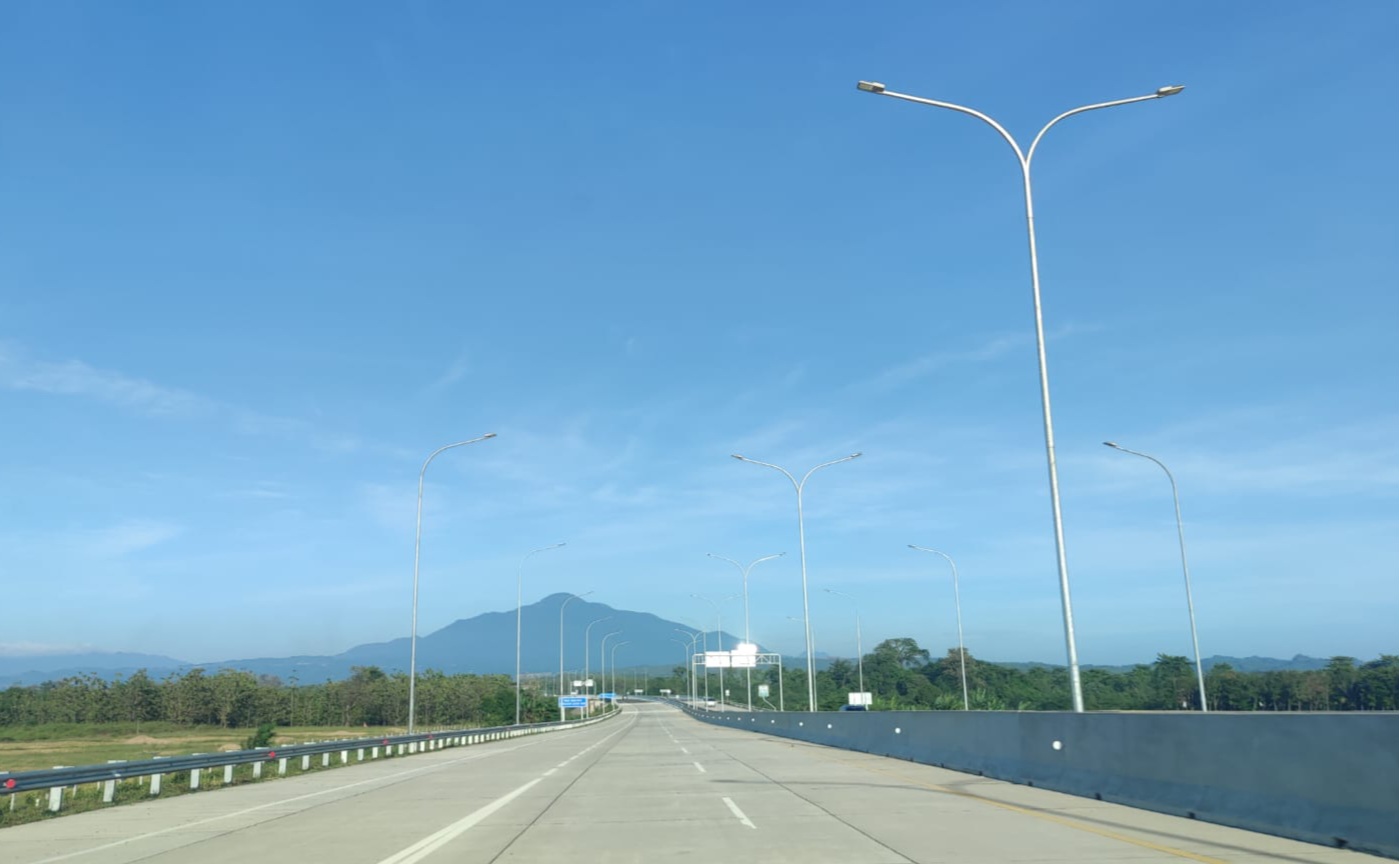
[0,701,1373,863]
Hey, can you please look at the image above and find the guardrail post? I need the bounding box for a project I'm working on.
[397,744,405,756]
[278,758,288,776]
[103,760,124,803]
[223,765,234,785]
[372,746,380,759]
[48,769,65,812]
[188,769,200,790]
[340,750,348,764]
[357,748,365,762]
[253,761,263,779]
[301,755,310,771]
[150,772,162,795]
[321,753,330,768]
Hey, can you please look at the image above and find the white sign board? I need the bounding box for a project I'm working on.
[849,692,873,706]
[572,680,583,688]
[757,684,770,699]
[730,653,758,668]
[660,689,673,695]
[703,652,732,668]
[585,679,595,687]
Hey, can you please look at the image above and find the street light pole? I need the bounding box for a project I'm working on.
[408,432,497,734]
[516,542,566,725]
[600,631,622,702]
[611,641,630,701]
[857,80,1185,713]
[673,628,698,703]
[1104,442,1208,712]
[708,552,784,711]
[559,591,592,720]
[909,545,971,711]
[691,593,736,707]
[733,453,862,711]
[823,589,864,703]
[583,616,612,713]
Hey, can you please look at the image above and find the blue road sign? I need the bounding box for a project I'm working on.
[558,696,588,708]
[600,692,616,700]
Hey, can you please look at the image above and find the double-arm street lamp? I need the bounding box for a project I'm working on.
[708,552,783,711]
[856,79,1184,712]
[516,542,566,725]
[1104,441,1208,711]
[733,453,862,711]
[408,433,497,734]
[908,545,970,711]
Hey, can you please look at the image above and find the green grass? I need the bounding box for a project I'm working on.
[0,724,407,773]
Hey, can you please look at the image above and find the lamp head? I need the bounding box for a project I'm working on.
[1156,85,1185,97]
[482,432,498,439]
[1103,441,1121,449]
[856,80,886,93]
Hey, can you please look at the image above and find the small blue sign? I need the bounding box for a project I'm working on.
[600,692,616,700]
[558,696,588,708]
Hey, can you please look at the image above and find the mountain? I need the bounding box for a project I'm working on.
[0,652,189,686]
[0,594,749,686]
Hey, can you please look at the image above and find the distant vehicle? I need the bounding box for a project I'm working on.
[705,699,717,707]
[839,704,868,711]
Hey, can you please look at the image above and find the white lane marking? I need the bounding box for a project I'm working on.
[26,743,533,864]
[374,779,542,864]
[556,762,568,768]
[544,768,557,776]
[30,715,637,864]
[680,747,689,754]
[723,796,756,829]
[693,761,706,773]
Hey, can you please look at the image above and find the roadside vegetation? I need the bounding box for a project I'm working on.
[654,639,1399,712]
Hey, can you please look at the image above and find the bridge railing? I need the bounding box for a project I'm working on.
[677,702,1399,860]
[1,706,618,815]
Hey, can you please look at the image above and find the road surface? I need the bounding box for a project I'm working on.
[0,701,1372,863]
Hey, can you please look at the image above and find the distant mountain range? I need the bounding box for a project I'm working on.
[0,594,750,686]
[0,598,1356,687]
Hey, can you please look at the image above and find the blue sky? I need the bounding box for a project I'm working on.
[1,1,1395,668]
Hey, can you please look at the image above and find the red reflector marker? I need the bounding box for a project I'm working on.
[3,778,15,790]
[267,751,276,759]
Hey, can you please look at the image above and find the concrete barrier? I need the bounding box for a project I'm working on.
[690,709,1399,859]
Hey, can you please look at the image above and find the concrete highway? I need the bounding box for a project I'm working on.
[0,701,1374,863]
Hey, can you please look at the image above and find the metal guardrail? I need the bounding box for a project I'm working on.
[1,707,618,803]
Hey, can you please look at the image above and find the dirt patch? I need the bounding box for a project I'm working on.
[122,735,162,745]
[218,743,241,752]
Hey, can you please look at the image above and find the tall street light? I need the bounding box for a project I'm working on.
[823,589,864,703]
[1104,441,1208,712]
[515,542,566,725]
[708,552,784,711]
[908,545,970,711]
[583,615,612,701]
[600,630,623,696]
[559,591,592,718]
[610,641,630,700]
[408,432,497,733]
[674,628,699,703]
[857,80,1185,713]
[733,452,862,711]
[669,638,692,699]
[691,593,737,707]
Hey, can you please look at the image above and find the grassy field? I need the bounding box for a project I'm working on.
[0,722,408,772]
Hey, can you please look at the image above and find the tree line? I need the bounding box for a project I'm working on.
[653,638,1399,711]
[0,666,561,730]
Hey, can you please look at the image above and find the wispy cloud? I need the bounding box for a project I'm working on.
[86,520,182,557]
[425,351,471,393]
[0,641,99,657]
[860,333,1022,393]
[0,344,212,418]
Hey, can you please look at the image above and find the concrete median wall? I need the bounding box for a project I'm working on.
[692,709,1399,859]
